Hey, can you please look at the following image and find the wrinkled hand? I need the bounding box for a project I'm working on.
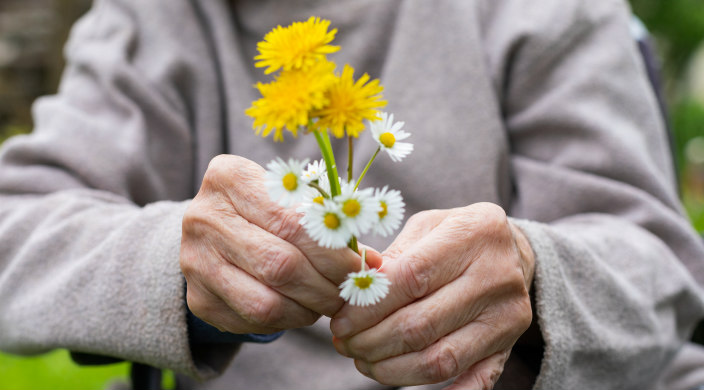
[180,155,379,334]
[330,203,535,389]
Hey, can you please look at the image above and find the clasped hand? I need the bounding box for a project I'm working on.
[331,203,535,389]
[180,156,535,388]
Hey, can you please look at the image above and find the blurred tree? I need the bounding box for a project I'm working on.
[630,0,704,231]
[0,0,90,139]
[630,0,704,83]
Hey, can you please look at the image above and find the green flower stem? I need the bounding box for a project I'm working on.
[313,130,341,197]
[347,135,354,183]
[307,182,330,199]
[354,147,381,191]
[348,235,359,254]
[321,131,341,195]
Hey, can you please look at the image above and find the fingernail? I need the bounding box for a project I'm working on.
[331,317,353,338]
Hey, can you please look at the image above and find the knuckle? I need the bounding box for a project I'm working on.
[181,202,214,237]
[208,154,234,168]
[184,288,227,332]
[178,246,198,277]
[242,293,285,326]
[515,295,533,332]
[185,288,208,319]
[182,198,205,224]
[400,311,437,352]
[473,203,508,232]
[178,236,197,271]
[179,209,226,274]
[204,155,260,191]
[406,209,441,226]
[495,260,531,299]
[268,208,305,242]
[406,210,430,226]
[424,343,461,383]
[203,155,234,185]
[256,249,298,288]
[298,311,321,328]
[494,260,524,290]
[397,257,431,299]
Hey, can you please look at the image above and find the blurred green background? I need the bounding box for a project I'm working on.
[0,0,704,389]
[629,0,704,232]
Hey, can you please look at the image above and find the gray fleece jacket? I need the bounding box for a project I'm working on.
[1,0,704,389]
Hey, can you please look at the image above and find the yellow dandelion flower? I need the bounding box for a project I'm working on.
[255,16,340,75]
[313,64,387,138]
[246,60,336,142]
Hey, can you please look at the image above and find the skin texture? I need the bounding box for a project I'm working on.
[180,155,381,334]
[330,204,536,389]
[180,155,536,388]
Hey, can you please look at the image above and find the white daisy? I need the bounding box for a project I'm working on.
[334,182,381,236]
[296,173,344,215]
[339,253,391,306]
[301,159,327,183]
[299,199,352,249]
[315,173,334,195]
[265,158,309,207]
[372,186,405,237]
[369,112,413,162]
[296,190,327,215]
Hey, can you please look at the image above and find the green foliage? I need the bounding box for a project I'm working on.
[672,100,704,233]
[630,0,704,75]
[670,99,704,170]
[629,0,704,230]
[0,350,177,390]
[684,192,704,232]
[0,350,129,390]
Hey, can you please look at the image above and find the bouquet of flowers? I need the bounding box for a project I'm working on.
[245,17,413,307]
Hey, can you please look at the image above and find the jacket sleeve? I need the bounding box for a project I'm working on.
[481,0,704,388]
[0,0,234,379]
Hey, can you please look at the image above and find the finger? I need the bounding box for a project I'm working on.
[186,279,283,335]
[382,209,451,260]
[215,213,346,317]
[443,349,511,390]
[332,204,518,339]
[353,318,516,386]
[334,272,490,362]
[336,225,530,361]
[189,255,320,332]
[331,210,482,338]
[208,155,361,283]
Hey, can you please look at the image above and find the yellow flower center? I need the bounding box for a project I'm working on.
[313,196,325,205]
[312,64,387,138]
[379,132,396,148]
[354,275,373,289]
[282,173,298,191]
[324,213,341,229]
[378,201,388,220]
[342,199,361,217]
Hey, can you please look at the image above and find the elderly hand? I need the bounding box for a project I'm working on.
[180,155,380,334]
[330,203,535,389]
